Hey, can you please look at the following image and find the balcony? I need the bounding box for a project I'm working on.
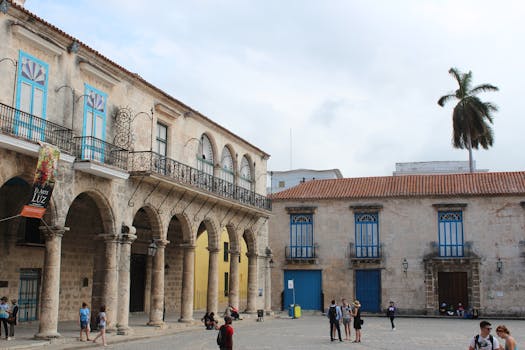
[129,151,271,211]
[285,244,317,264]
[0,102,74,159]
[348,242,382,266]
[73,136,129,180]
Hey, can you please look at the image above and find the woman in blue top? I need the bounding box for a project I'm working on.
[0,297,9,340]
[79,302,91,341]
[496,325,517,350]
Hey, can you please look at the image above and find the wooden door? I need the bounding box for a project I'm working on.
[438,272,468,308]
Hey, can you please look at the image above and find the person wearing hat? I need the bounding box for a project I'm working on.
[0,297,9,340]
[352,300,362,343]
[8,299,18,339]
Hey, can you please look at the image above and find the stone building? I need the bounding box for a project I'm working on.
[269,172,525,317]
[0,0,272,338]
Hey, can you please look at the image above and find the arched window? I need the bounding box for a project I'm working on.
[239,156,253,190]
[220,146,234,184]
[197,134,214,175]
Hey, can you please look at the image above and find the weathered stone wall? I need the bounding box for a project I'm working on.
[269,196,525,316]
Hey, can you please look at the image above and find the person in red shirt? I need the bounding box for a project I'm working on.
[219,316,234,350]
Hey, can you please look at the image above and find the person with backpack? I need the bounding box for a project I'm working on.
[468,320,500,350]
[386,301,397,330]
[327,300,342,342]
[217,315,234,350]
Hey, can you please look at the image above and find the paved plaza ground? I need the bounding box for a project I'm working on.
[1,313,523,350]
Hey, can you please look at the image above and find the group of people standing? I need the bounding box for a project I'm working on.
[327,298,362,343]
[78,302,108,347]
[0,296,18,341]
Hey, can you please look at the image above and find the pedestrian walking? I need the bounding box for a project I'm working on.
[92,305,107,346]
[387,301,397,330]
[468,320,500,350]
[327,300,342,342]
[7,299,18,339]
[496,325,517,350]
[352,300,362,343]
[79,302,91,341]
[341,298,352,340]
[217,315,234,350]
[0,297,9,340]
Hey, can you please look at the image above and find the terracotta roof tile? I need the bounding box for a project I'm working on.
[270,172,525,200]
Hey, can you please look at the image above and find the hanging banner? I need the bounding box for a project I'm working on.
[20,143,60,219]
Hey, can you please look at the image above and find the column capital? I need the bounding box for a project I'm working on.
[179,243,196,250]
[154,239,169,249]
[207,247,220,253]
[229,250,240,256]
[120,234,137,244]
[246,252,259,259]
[39,225,69,240]
[97,233,119,242]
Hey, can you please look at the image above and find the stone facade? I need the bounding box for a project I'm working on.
[269,180,525,317]
[0,1,272,338]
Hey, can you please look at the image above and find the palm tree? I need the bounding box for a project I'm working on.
[437,68,498,173]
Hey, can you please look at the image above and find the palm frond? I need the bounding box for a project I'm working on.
[470,83,499,95]
[437,94,456,107]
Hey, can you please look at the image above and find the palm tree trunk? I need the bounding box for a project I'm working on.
[466,133,474,173]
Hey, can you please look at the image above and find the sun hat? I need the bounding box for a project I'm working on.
[353,300,361,307]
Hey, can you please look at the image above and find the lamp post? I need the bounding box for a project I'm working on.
[402,258,408,274]
[496,258,503,273]
[148,239,158,257]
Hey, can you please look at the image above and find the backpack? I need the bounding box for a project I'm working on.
[474,334,495,350]
[328,306,337,321]
[217,325,228,347]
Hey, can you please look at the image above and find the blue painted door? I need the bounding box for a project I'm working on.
[355,269,381,312]
[284,270,322,310]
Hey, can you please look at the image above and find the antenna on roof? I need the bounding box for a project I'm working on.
[290,128,292,170]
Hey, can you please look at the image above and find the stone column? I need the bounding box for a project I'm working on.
[179,244,195,322]
[264,255,272,313]
[246,252,258,313]
[228,250,240,309]
[100,234,119,333]
[117,231,137,335]
[206,248,220,315]
[148,239,168,326]
[144,255,152,314]
[35,226,67,339]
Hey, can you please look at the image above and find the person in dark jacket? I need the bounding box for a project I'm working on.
[8,299,18,339]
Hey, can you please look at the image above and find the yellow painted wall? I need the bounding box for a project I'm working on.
[194,228,249,310]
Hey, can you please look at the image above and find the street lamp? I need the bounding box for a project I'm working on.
[496,258,503,273]
[148,239,158,257]
[402,258,408,273]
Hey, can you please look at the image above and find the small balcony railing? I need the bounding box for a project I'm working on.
[349,242,382,260]
[285,244,317,262]
[129,151,271,211]
[74,136,128,170]
[0,102,74,153]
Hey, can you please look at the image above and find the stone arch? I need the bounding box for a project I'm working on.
[201,216,221,250]
[132,204,163,240]
[225,223,240,253]
[242,228,257,255]
[65,189,116,235]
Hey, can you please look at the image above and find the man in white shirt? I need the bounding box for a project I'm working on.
[468,320,500,350]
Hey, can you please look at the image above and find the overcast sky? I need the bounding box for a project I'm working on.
[24,0,525,177]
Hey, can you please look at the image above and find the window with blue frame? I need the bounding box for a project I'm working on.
[438,211,464,257]
[289,214,314,258]
[81,84,107,162]
[15,51,49,141]
[354,212,379,258]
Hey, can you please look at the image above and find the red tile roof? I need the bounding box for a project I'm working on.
[270,172,525,200]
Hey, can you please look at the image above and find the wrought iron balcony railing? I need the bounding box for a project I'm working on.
[348,242,382,260]
[285,244,317,261]
[129,151,271,211]
[0,102,74,153]
[74,136,129,170]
